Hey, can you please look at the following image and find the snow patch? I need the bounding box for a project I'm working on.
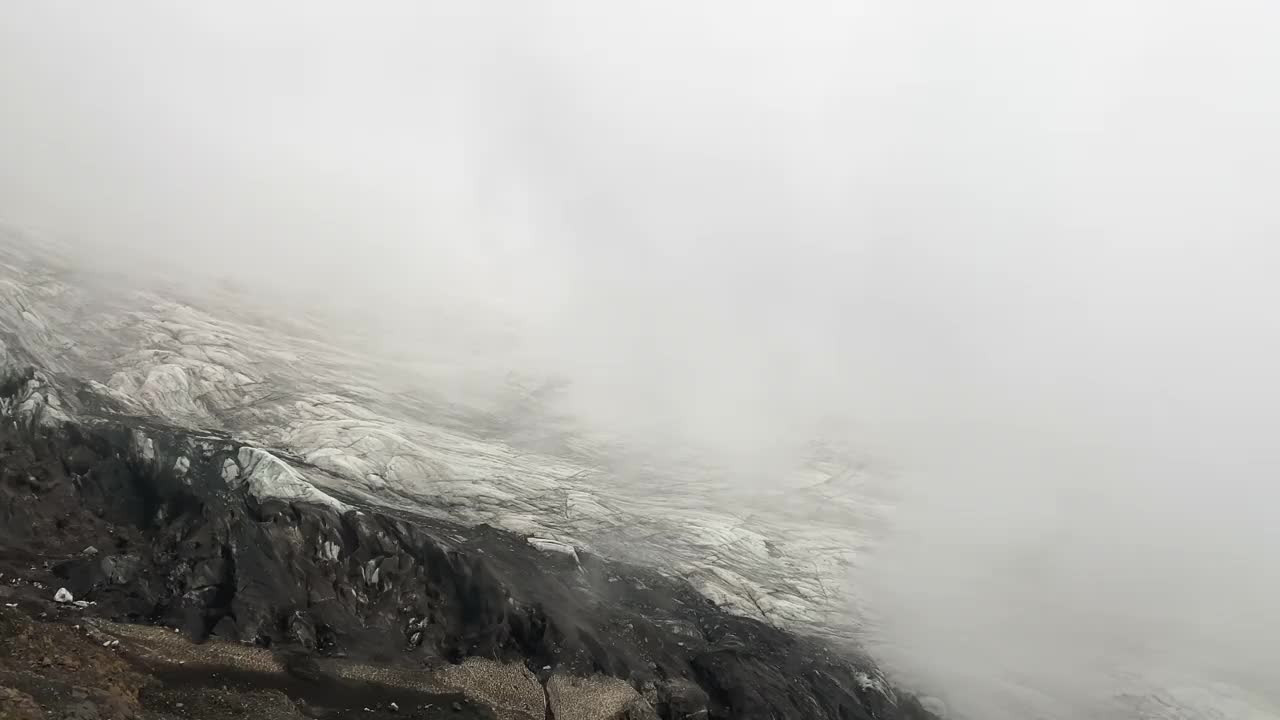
[527,537,581,565]
[234,447,346,511]
[320,540,341,562]
[133,432,157,465]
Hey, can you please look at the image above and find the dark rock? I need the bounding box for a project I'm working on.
[657,679,709,719]
[288,611,318,650]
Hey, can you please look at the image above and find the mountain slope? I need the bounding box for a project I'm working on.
[0,309,932,719]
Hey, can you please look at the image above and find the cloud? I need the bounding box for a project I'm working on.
[3,2,1280,717]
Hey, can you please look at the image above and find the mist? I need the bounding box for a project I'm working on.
[3,1,1280,717]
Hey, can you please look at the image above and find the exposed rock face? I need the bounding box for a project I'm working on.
[0,360,935,720]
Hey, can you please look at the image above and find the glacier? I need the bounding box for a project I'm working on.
[1,227,1277,720]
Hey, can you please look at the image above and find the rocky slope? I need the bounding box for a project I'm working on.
[0,226,888,640]
[0,331,935,719]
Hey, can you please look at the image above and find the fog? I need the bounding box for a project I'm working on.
[3,1,1279,717]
